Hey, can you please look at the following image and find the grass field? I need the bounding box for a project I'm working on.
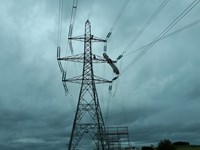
[176,148,200,150]
[175,146,200,150]
[152,146,200,150]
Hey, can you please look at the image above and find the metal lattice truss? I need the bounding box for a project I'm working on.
[58,20,110,150]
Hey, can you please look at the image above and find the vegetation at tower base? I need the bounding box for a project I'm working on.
[138,140,200,150]
[173,142,200,150]
[157,139,175,150]
[142,146,154,150]
[173,141,190,146]
[175,146,200,150]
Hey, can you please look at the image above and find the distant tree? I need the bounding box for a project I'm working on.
[173,141,190,146]
[157,139,175,150]
[141,146,153,150]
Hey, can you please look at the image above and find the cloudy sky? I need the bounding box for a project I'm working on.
[0,0,200,149]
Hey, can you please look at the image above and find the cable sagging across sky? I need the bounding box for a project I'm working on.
[105,0,130,41]
[120,0,200,76]
[116,0,170,61]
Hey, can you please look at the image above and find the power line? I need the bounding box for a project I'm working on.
[120,0,200,75]
[124,18,200,56]
[116,0,170,61]
[68,0,79,54]
[125,0,169,51]
[57,0,63,48]
[57,0,64,75]
[105,0,130,41]
[57,0,78,95]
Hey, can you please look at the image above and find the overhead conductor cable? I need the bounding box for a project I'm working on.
[116,0,170,61]
[68,0,78,54]
[125,18,200,56]
[121,0,200,75]
[106,0,130,41]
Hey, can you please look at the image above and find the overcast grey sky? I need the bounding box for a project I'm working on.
[0,0,200,149]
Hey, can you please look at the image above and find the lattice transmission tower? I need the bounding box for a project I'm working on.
[57,20,119,150]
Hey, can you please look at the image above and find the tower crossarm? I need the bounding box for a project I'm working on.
[58,53,113,63]
[69,35,106,42]
[58,53,84,63]
[63,75,112,84]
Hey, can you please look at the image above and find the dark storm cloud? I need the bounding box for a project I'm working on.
[1,0,200,149]
[0,0,74,149]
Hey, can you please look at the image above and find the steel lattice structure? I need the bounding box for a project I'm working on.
[58,20,117,150]
[68,20,108,150]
